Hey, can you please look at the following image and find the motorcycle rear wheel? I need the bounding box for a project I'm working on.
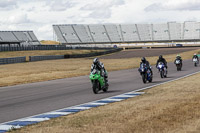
[103,86,108,92]
[149,76,152,82]
[164,70,167,78]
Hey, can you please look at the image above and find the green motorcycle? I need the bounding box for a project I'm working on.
[89,69,108,94]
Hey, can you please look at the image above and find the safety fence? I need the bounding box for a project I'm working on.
[64,48,122,58]
[0,56,26,65]
[29,55,65,62]
[0,45,113,52]
[0,48,122,64]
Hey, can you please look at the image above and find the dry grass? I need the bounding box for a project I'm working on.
[0,50,102,61]
[11,66,200,133]
[40,40,60,45]
[0,50,102,58]
[0,49,199,87]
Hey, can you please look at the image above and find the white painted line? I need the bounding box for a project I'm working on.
[102,98,124,102]
[44,112,72,115]
[67,106,92,110]
[88,102,108,105]
[18,118,49,122]
[135,70,200,92]
[114,94,135,98]
[125,92,145,95]
[0,125,21,130]
[133,92,145,94]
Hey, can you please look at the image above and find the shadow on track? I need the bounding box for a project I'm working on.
[98,90,122,94]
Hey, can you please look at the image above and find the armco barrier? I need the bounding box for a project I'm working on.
[0,45,113,52]
[29,48,122,62]
[29,55,65,62]
[0,48,122,64]
[0,57,26,65]
[65,48,122,58]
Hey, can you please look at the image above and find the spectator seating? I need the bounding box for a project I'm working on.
[53,22,200,44]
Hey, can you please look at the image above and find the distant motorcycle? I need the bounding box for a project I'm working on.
[193,58,199,67]
[175,59,182,71]
[89,69,108,94]
[157,62,167,78]
[139,63,152,83]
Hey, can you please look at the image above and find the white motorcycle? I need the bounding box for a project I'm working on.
[175,59,182,71]
[193,58,199,67]
[157,62,167,78]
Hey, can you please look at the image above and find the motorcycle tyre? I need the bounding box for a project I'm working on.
[149,77,152,82]
[142,73,147,83]
[103,85,108,92]
[160,71,164,78]
[93,81,100,94]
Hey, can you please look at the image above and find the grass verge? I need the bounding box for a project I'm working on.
[40,40,60,45]
[11,67,200,133]
[0,50,103,59]
[0,49,199,87]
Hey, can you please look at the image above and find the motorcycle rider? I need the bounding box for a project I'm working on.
[174,54,182,66]
[192,53,199,61]
[139,57,153,75]
[91,58,108,86]
[156,55,168,69]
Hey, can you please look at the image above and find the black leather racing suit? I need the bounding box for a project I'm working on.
[139,60,153,75]
[156,58,167,68]
[91,62,108,84]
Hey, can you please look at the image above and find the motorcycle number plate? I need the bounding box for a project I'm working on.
[176,60,180,64]
[193,58,197,62]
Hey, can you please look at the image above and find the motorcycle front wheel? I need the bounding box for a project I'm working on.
[160,71,164,78]
[92,80,100,94]
[142,73,147,83]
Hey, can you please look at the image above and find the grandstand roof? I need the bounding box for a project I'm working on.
[0,31,40,45]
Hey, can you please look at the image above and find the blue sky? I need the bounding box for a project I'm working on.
[0,0,200,40]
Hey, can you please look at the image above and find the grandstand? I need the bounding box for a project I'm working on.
[120,24,139,42]
[152,24,169,41]
[0,31,40,46]
[183,21,200,40]
[53,22,200,45]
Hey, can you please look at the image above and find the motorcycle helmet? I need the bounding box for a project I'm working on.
[159,55,163,59]
[93,58,99,65]
[194,53,197,56]
[141,57,146,63]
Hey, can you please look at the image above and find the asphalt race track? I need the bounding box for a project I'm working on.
[0,59,200,124]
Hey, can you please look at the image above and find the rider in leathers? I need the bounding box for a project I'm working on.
[91,58,108,86]
[139,57,153,75]
[174,54,182,66]
[156,55,168,69]
[192,53,199,61]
